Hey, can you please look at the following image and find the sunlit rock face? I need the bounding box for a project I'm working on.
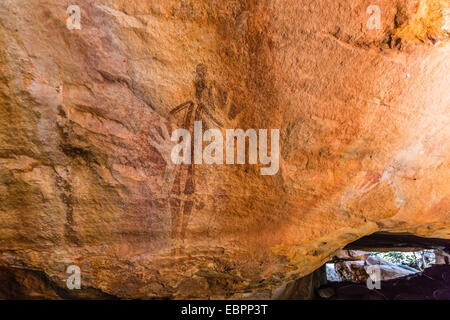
[0,0,448,299]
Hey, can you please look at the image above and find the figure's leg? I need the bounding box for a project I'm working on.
[170,102,195,253]
[169,166,183,240]
[180,165,195,242]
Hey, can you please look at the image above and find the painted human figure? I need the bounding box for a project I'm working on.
[149,64,223,253]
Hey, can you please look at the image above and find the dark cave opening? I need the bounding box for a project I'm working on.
[317,233,450,300]
[274,233,450,300]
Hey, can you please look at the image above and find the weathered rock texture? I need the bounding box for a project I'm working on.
[0,0,449,299]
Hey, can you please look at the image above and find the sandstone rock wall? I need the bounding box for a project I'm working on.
[0,0,449,298]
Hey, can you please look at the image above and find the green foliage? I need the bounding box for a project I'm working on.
[373,250,435,270]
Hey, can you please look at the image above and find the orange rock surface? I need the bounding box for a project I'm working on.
[0,0,448,298]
